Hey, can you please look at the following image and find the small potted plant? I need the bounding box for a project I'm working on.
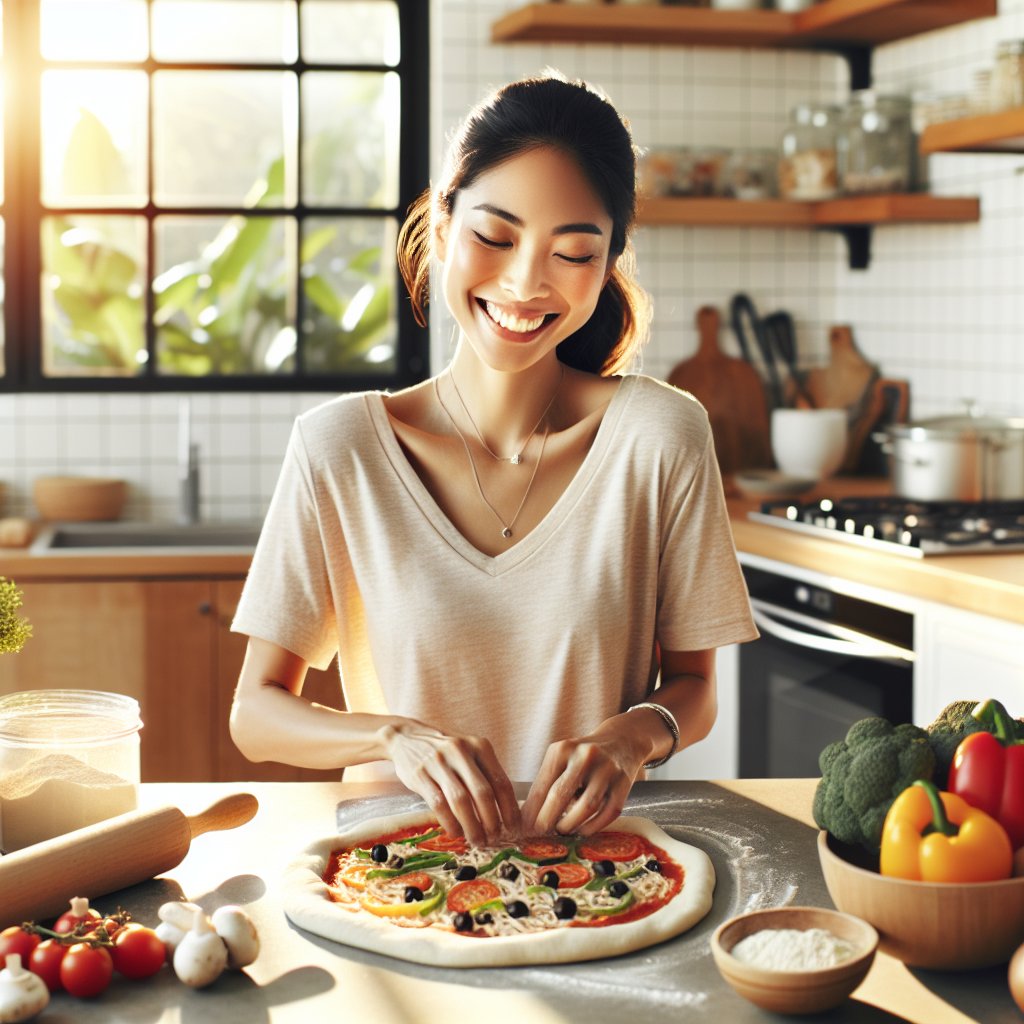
[0,577,31,654]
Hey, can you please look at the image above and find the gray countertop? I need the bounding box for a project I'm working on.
[14,780,1017,1024]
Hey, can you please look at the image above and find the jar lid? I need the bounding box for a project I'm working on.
[0,690,143,746]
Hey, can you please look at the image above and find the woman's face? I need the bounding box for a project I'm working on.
[437,145,616,374]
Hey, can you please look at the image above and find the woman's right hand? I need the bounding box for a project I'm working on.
[380,720,522,846]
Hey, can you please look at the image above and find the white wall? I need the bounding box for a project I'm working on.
[2,0,1022,522]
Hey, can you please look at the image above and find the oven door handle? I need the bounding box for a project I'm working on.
[750,600,915,663]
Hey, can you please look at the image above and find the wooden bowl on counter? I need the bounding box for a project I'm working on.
[711,906,877,1015]
[817,830,1024,970]
[33,476,127,522]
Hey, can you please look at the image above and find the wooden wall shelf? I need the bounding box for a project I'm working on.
[637,194,980,268]
[919,108,1024,154]
[638,194,980,228]
[491,0,996,51]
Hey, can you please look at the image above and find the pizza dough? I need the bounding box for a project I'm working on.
[281,811,715,968]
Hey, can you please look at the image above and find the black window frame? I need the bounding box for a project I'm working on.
[1,0,430,393]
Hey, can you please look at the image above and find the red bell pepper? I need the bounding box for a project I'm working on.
[948,698,1024,850]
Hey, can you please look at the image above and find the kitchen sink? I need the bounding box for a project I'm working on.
[30,521,263,555]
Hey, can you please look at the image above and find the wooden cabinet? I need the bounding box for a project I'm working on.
[0,577,342,783]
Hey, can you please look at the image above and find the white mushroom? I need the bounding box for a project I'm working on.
[172,914,228,989]
[0,954,50,1023]
[211,906,260,969]
[156,901,205,960]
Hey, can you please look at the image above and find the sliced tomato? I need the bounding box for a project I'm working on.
[578,832,645,863]
[417,832,469,855]
[389,871,434,893]
[540,862,592,888]
[519,838,570,862]
[446,880,501,915]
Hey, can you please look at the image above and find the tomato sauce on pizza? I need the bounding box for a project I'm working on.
[322,822,684,938]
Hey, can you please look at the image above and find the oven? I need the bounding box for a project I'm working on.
[738,560,915,778]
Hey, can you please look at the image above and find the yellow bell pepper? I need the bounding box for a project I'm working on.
[879,779,1013,882]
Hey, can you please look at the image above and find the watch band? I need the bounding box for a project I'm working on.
[627,701,680,769]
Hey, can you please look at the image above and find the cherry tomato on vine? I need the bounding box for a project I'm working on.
[54,904,102,935]
[0,925,41,962]
[29,939,67,992]
[111,924,166,980]
[60,942,113,999]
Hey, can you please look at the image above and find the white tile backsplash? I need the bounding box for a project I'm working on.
[3,0,1023,523]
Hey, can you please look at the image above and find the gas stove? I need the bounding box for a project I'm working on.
[749,496,1024,557]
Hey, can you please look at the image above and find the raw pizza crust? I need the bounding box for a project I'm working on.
[281,811,715,968]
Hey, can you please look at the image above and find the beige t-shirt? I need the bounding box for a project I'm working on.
[232,373,758,782]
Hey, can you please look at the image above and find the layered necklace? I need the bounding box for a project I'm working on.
[435,366,563,540]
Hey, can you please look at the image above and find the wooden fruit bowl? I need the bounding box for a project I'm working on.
[33,476,126,522]
[711,905,878,1014]
[818,830,1024,970]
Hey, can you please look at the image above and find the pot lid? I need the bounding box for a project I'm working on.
[890,415,1024,440]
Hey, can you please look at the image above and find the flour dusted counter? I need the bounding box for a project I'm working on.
[1,780,1012,1024]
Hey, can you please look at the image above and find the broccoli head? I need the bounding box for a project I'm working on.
[812,716,935,854]
[927,700,1024,788]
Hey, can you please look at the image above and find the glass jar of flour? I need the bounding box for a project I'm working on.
[0,690,142,852]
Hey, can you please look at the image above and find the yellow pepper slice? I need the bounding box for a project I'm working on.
[880,779,1013,882]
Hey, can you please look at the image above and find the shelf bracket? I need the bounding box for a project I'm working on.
[837,45,872,91]
[822,225,871,270]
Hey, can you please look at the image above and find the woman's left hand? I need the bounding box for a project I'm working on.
[519,722,649,837]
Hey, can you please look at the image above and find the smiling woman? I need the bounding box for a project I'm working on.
[229,72,759,857]
[0,0,428,390]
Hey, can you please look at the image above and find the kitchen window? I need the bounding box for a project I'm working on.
[0,0,429,392]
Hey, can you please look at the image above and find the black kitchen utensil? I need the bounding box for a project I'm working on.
[729,293,783,410]
[762,310,816,408]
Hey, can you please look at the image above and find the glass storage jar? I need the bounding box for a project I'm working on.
[992,40,1024,111]
[0,689,142,852]
[778,104,840,200]
[838,91,914,195]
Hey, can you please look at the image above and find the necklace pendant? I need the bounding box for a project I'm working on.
[509,452,522,465]
[501,527,513,538]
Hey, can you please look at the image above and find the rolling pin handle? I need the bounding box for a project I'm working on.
[187,793,259,838]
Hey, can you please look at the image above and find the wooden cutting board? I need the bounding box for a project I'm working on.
[668,305,771,474]
[796,325,878,412]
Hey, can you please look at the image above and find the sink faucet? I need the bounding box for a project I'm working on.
[178,397,200,525]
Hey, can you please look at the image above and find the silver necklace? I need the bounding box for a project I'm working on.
[448,365,563,465]
[434,376,550,540]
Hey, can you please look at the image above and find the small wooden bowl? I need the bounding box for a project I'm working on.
[711,906,877,1015]
[818,830,1024,969]
[33,476,127,522]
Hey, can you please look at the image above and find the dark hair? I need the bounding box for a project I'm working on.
[397,72,651,376]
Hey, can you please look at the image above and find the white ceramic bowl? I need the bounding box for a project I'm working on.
[771,408,847,480]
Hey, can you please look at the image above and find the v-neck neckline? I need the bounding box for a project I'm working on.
[365,374,636,576]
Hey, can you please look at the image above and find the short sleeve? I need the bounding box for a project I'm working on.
[231,420,338,670]
[655,424,759,651]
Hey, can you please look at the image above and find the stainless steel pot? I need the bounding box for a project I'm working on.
[874,415,1024,501]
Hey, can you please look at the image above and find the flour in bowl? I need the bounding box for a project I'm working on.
[731,927,855,971]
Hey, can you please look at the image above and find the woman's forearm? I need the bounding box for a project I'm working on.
[229,636,404,770]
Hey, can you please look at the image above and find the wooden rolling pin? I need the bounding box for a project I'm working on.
[0,792,258,924]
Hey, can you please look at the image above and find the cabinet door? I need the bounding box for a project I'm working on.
[213,580,345,782]
[915,604,1024,724]
[0,579,216,782]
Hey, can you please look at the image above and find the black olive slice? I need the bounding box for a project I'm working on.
[452,912,474,932]
[474,912,493,926]
[645,859,662,873]
[370,843,389,862]
[506,900,530,919]
[404,886,424,903]
[454,865,478,881]
[608,880,629,898]
[498,862,520,882]
[540,870,560,889]
[552,897,577,920]
[594,859,616,877]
